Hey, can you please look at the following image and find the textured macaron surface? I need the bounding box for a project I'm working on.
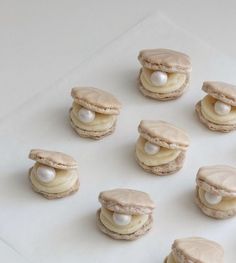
[138,48,191,73]
[71,87,121,114]
[138,120,189,150]
[202,81,236,106]
[197,165,236,195]
[29,149,78,169]
[172,237,224,263]
[99,188,155,215]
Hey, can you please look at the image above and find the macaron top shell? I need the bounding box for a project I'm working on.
[138,48,191,73]
[71,87,121,115]
[196,165,236,197]
[138,120,190,151]
[99,188,155,215]
[29,149,78,170]
[202,81,236,106]
[172,237,224,263]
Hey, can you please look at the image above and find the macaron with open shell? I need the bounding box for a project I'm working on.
[97,188,155,240]
[28,149,79,199]
[70,87,121,139]
[195,81,236,132]
[135,120,190,175]
[195,165,236,219]
[138,48,192,101]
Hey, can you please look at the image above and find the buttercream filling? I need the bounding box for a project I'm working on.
[100,207,149,235]
[30,163,78,194]
[71,102,116,131]
[136,136,181,166]
[198,188,236,211]
[201,95,236,125]
[140,67,186,93]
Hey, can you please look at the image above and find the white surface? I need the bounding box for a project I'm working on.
[1,2,236,263]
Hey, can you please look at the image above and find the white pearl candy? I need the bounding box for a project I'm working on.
[204,192,222,205]
[214,101,231,116]
[144,141,160,155]
[78,108,95,123]
[150,71,168,86]
[36,165,56,183]
[112,213,132,226]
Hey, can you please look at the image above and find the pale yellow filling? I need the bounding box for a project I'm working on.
[30,163,78,194]
[100,207,149,235]
[198,188,236,211]
[140,67,186,93]
[136,136,181,166]
[167,253,177,263]
[201,95,236,125]
[71,102,116,131]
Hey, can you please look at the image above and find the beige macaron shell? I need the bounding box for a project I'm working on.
[202,81,236,106]
[172,237,224,263]
[138,120,190,151]
[99,188,155,215]
[138,48,191,73]
[71,87,121,115]
[29,149,78,169]
[196,165,236,197]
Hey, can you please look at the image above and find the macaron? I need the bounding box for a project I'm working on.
[164,237,224,263]
[138,48,191,101]
[135,120,190,175]
[28,149,79,199]
[97,188,155,240]
[195,81,236,132]
[195,165,236,219]
[70,87,121,139]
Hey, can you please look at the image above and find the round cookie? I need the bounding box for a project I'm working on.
[97,188,155,240]
[135,120,190,175]
[138,49,191,101]
[28,149,79,199]
[195,165,236,219]
[164,237,224,263]
[70,87,121,140]
[195,81,236,132]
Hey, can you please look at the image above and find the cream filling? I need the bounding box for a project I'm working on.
[100,207,149,235]
[167,253,177,263]
[71,102,116,131]
[198,188,236,211]
[30,163,78,194]
[201,95,236,125]
[135,136,181,166]
[140,67,186,94]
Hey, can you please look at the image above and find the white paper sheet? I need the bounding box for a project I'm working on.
[0,13,235,263]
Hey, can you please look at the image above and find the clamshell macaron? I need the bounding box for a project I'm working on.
[195,165,236,219]
[138,48,191,101]
[195,81,236,132]
[70,87,121,140]
[97,188,155,240]
[28,149,79,199]
[135,120,190,176]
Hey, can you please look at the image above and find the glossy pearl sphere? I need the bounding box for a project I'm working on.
[204,192,222,205]
[36,165,56,183]
[214,101,231,116]
[78,108,95,123]
[112,213,132,226]
[150,71,168,86]
[144,141,160,155]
